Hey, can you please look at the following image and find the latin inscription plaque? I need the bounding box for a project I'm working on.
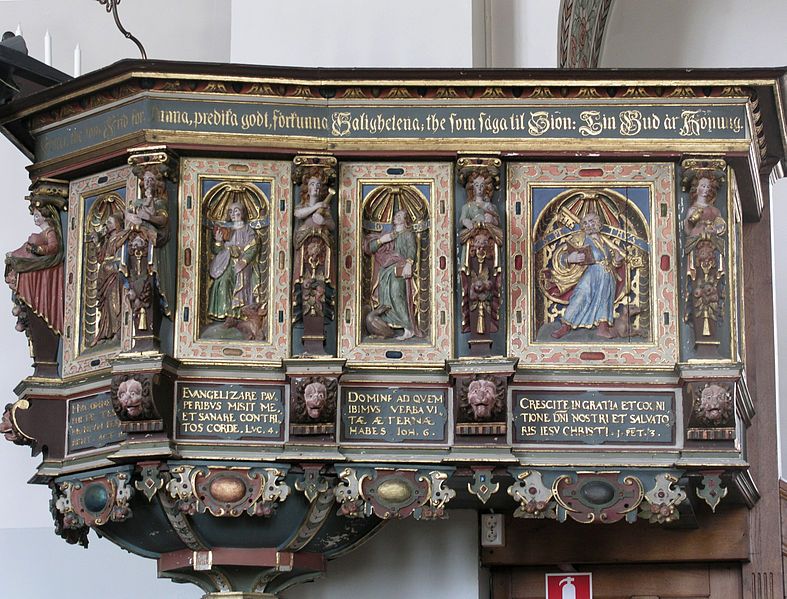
[341,387,448,443]
[176,383,285,441]
[67,393,125,453]
[512,391,675,445]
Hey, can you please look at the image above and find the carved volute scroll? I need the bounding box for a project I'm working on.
[292,155,337,355]
[681,158,727,357]
[125,146,178,352]
[457,157,503,355]
[4,178,68,378]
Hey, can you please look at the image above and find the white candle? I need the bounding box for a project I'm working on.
[73,44,81,77]
[44,30,52,66]
[14,23,22,36]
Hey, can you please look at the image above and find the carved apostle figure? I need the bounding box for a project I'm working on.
[208,201,265,333]
[363,209,423,341]
[90,211,127,346]
[551,210,625,339]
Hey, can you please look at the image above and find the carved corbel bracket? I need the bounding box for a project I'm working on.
[467,467,501,504]
[507,470,556,519]
[639,473,687,524]
[695,471,728,512]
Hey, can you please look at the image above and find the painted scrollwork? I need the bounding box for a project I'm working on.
[294,465,331,503]
[535,189,650,342]
[507,470,555,519]
[457,158,502,354]
[695,472,728,512]
[639,473,687,524]
[415,471,456,520]
[554,472,643,524]
[681,160,727,353]
[293,156,337,354]
[467,468,500,504]
[291,376,338,425]
[50,483,89,547]
[53,472,134,530]
[362,185,430,342]
[165,466,290,517]
[335,468,454,520]
[334,467,369,518]
[201,182,269,342]
[165,465,199,515]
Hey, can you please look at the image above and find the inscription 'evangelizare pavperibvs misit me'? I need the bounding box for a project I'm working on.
[512,391,675,445]
[341,387,448,443]
[176,383,285,441]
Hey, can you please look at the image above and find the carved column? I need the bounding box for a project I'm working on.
[457,157,503,356]
[4,178,68,378]
[680,157,728,359]
[292,155,337,355]
[125,145,178,353]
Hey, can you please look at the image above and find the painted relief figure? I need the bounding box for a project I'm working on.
[127,168,169,246]
[202,182,269,341]
[5,203,64,335]
[82,193,127,348]
[458,160,503,353]
[361,185,430,342]
[682,168,726,349]
[534,189,650,342]
[292,158,337,353]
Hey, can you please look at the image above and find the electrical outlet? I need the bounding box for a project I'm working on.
[481,513,504,547]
